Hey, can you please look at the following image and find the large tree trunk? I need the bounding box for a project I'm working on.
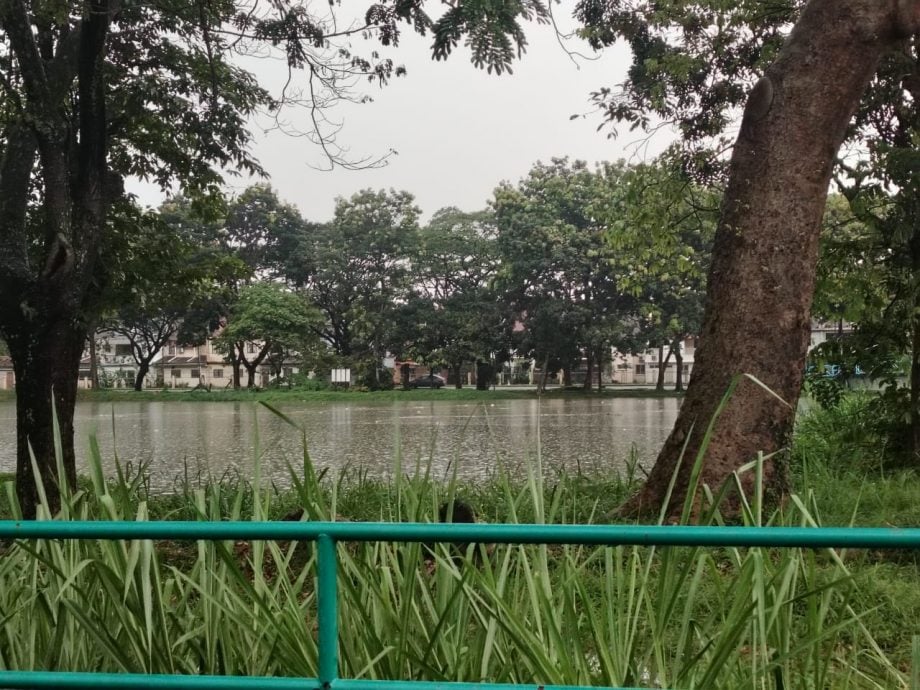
[0,0,112,518]
[620,0,913,518]
[7,320,84,518]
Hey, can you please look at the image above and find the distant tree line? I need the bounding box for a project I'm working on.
[91,156,717,393]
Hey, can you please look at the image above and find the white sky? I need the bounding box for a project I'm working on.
[128,11,676,222]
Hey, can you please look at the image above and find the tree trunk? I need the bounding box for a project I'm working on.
[134,360,150,392]
[226,344,243,389]
[538,356,549,393]
[562,367,572,387]
[911,310,920,461]
[910,231,920,461]
[674,337,684,393]
[620,0,912,518]
[452,363,463,389]
[7,320,84,518]
[400,363,411,390]
[88,329,99,390]
[583,351,593,391]
[244,362,258,389]
[596,348,604,391]
[656,345,673,392]
[475,360,493,391]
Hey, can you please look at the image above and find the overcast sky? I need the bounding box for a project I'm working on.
[128,11,676,222]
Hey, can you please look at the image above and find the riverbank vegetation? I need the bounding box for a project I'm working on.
[0,399,917,687]
[60,385,682,405]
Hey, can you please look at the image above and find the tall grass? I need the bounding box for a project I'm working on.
[0,403,908,688]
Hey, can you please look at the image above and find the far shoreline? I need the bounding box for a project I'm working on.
[14,385,691,404]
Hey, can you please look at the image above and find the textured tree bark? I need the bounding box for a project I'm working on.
[7,321,84,518]
[620,0,920,518]
[0,0,113,518]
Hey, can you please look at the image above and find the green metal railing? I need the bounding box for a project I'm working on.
[1,520,919,690]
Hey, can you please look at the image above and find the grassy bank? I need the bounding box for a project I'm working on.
[63,385,682,404]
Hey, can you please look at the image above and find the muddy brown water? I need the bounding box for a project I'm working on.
[0,398,680,493]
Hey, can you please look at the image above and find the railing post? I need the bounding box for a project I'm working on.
[317,534,338,689]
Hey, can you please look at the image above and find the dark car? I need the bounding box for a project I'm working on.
[409,373,446,389]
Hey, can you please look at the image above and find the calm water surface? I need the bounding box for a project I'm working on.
[0,398,680,492]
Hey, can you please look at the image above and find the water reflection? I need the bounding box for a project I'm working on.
[0,398,680,493]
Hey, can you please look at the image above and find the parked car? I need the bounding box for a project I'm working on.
[409,373,446,389]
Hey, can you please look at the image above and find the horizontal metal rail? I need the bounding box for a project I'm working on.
[2,520,920,548]
[0,520,918,690]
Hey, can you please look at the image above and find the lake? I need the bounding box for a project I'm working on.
[0,397,680,492]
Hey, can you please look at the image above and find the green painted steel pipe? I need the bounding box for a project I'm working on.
[333,680,647,690]
[0,671,318,689]
[0,672,646,690]
[1,520,920,550]
[317,534,339,687]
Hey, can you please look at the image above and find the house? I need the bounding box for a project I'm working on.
[157,339,229,388]
[157,338,302,388]
[610,338,697,386]
[809,320,854,351]
[78,331,155,389]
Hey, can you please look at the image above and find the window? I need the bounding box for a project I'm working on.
[190,369,200,379]
[171,368,182,378]
[179,346,185,354]
[247,342,257,354]
[168,344,176,355]
[635,364,646,376]
[682,364,690,374]
[115,344,132,357]
[212,369,224,379]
